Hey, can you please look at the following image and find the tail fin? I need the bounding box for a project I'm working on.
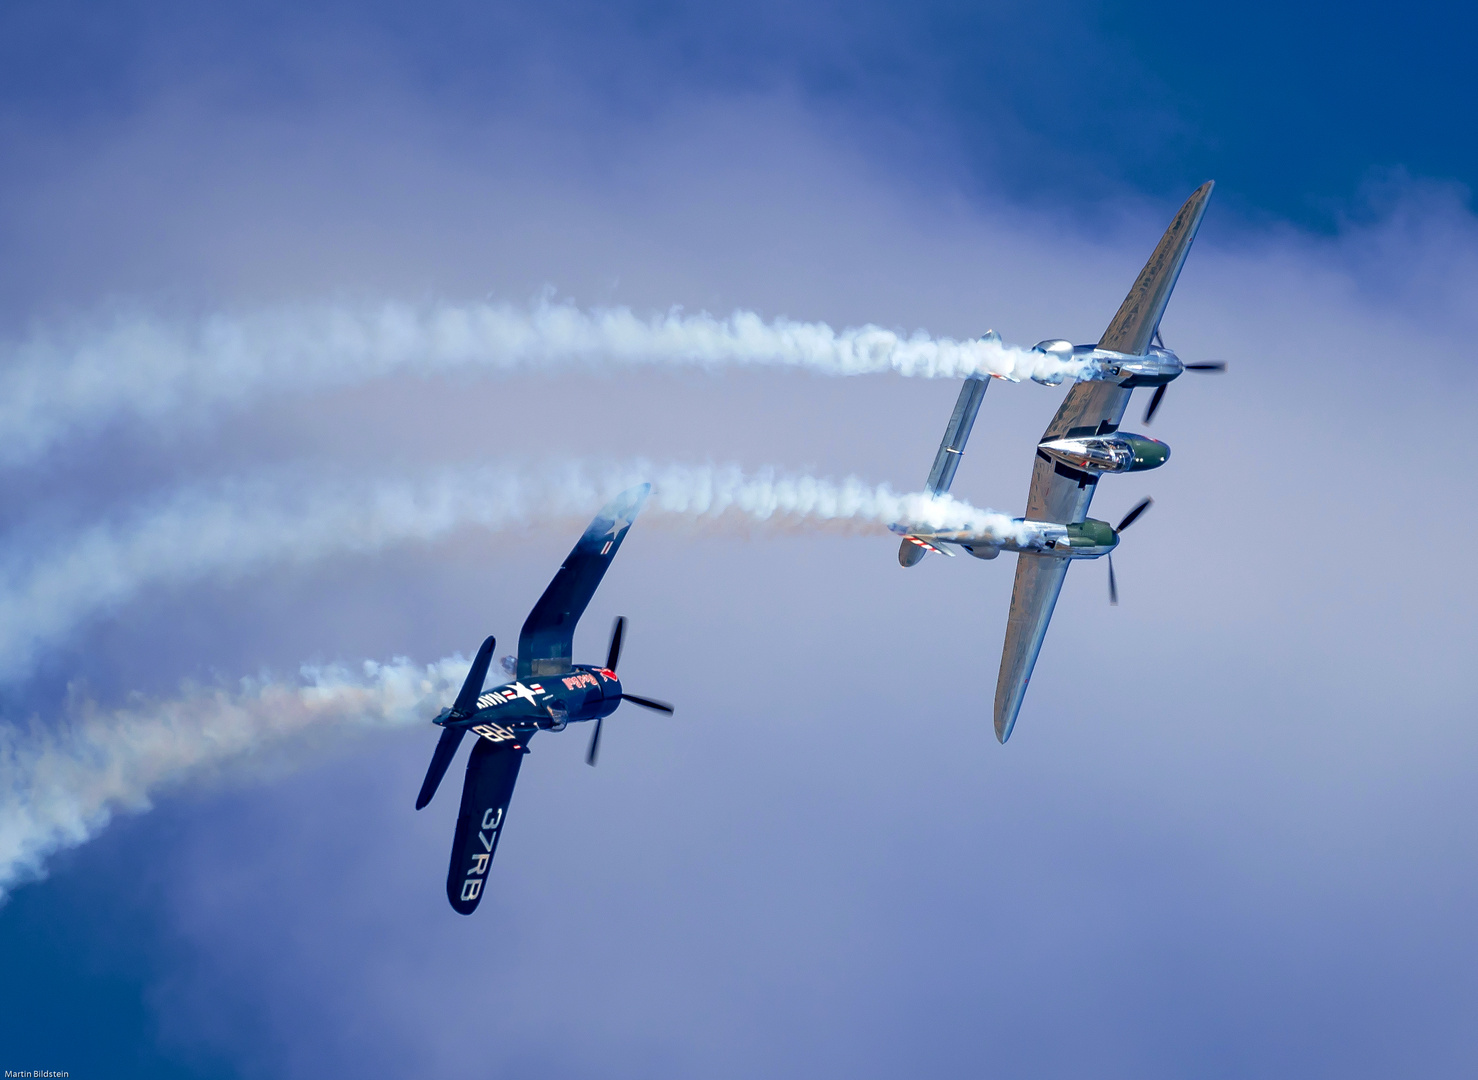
[898,376,989,566]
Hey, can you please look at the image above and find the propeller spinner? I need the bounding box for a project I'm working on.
[1144,330,1227,423]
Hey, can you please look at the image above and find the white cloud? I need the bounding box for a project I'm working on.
[3,58,1478,1080]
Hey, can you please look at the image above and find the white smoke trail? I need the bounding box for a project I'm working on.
[0,462,1029,900]
[0,655,468,900]
[0,459,1028,683]
[0,298,1083,466]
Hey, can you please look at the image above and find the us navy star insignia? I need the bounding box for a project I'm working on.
[505,681,541,705]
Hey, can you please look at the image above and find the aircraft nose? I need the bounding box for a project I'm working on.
[1132,439,1169,470]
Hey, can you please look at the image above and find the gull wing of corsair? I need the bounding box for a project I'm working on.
[894,181,1221,743]
[414,484,676,915]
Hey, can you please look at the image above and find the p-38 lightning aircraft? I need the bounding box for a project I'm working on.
[894,181,1223,743]
[413,484,675,915]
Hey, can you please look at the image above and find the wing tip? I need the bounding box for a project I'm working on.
[587,483,652,537]
[1186,180,1216,218]
[994,706,1017,744]
[614,482,652,514]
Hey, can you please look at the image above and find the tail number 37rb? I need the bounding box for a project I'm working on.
[460,807,504,903]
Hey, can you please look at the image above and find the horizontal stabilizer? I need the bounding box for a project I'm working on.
[446,738,526,915]
[898,534,955,563]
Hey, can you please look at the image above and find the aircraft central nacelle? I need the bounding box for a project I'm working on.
[1037,432,1169,474]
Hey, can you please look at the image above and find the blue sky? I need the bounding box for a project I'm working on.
[1,3,1476,1078]
[2,0,1472,234]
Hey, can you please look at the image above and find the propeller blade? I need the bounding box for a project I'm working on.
[585,717,603,767]
[1108,553,1118,606]
[620,693,675,715]
[1185,361,1227,372]
[1115,497,1154,533]
[415,726,467,810]
[451,636,496,717]
[1144,383,1168,423]
[606,616,626,672]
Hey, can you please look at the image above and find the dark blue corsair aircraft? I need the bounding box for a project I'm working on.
[414,483,675,915]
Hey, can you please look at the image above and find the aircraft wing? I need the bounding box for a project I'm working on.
[446,736,526,915]
[1097,180,1215,357]
[994,182,1214,742]
[1025,180,1216,525]
[994,555,1071,742]
[518,484,651,679]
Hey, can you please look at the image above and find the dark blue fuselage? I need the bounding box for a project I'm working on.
[437,664,622,746]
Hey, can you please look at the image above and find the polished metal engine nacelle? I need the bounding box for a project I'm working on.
[912,517,1121,560]
[1075,345,1184,387]
[1037,432,1169,474]
[1021,341,1190,388]
[1028,341,1188,387]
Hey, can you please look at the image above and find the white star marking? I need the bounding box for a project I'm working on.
[603,516,631,538]
[504,682,541,705]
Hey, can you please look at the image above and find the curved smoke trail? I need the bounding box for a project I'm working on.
[0,655,469,900]
[0,460,1027,901]
[0,459,1026,683]
[0,298,1082,467]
